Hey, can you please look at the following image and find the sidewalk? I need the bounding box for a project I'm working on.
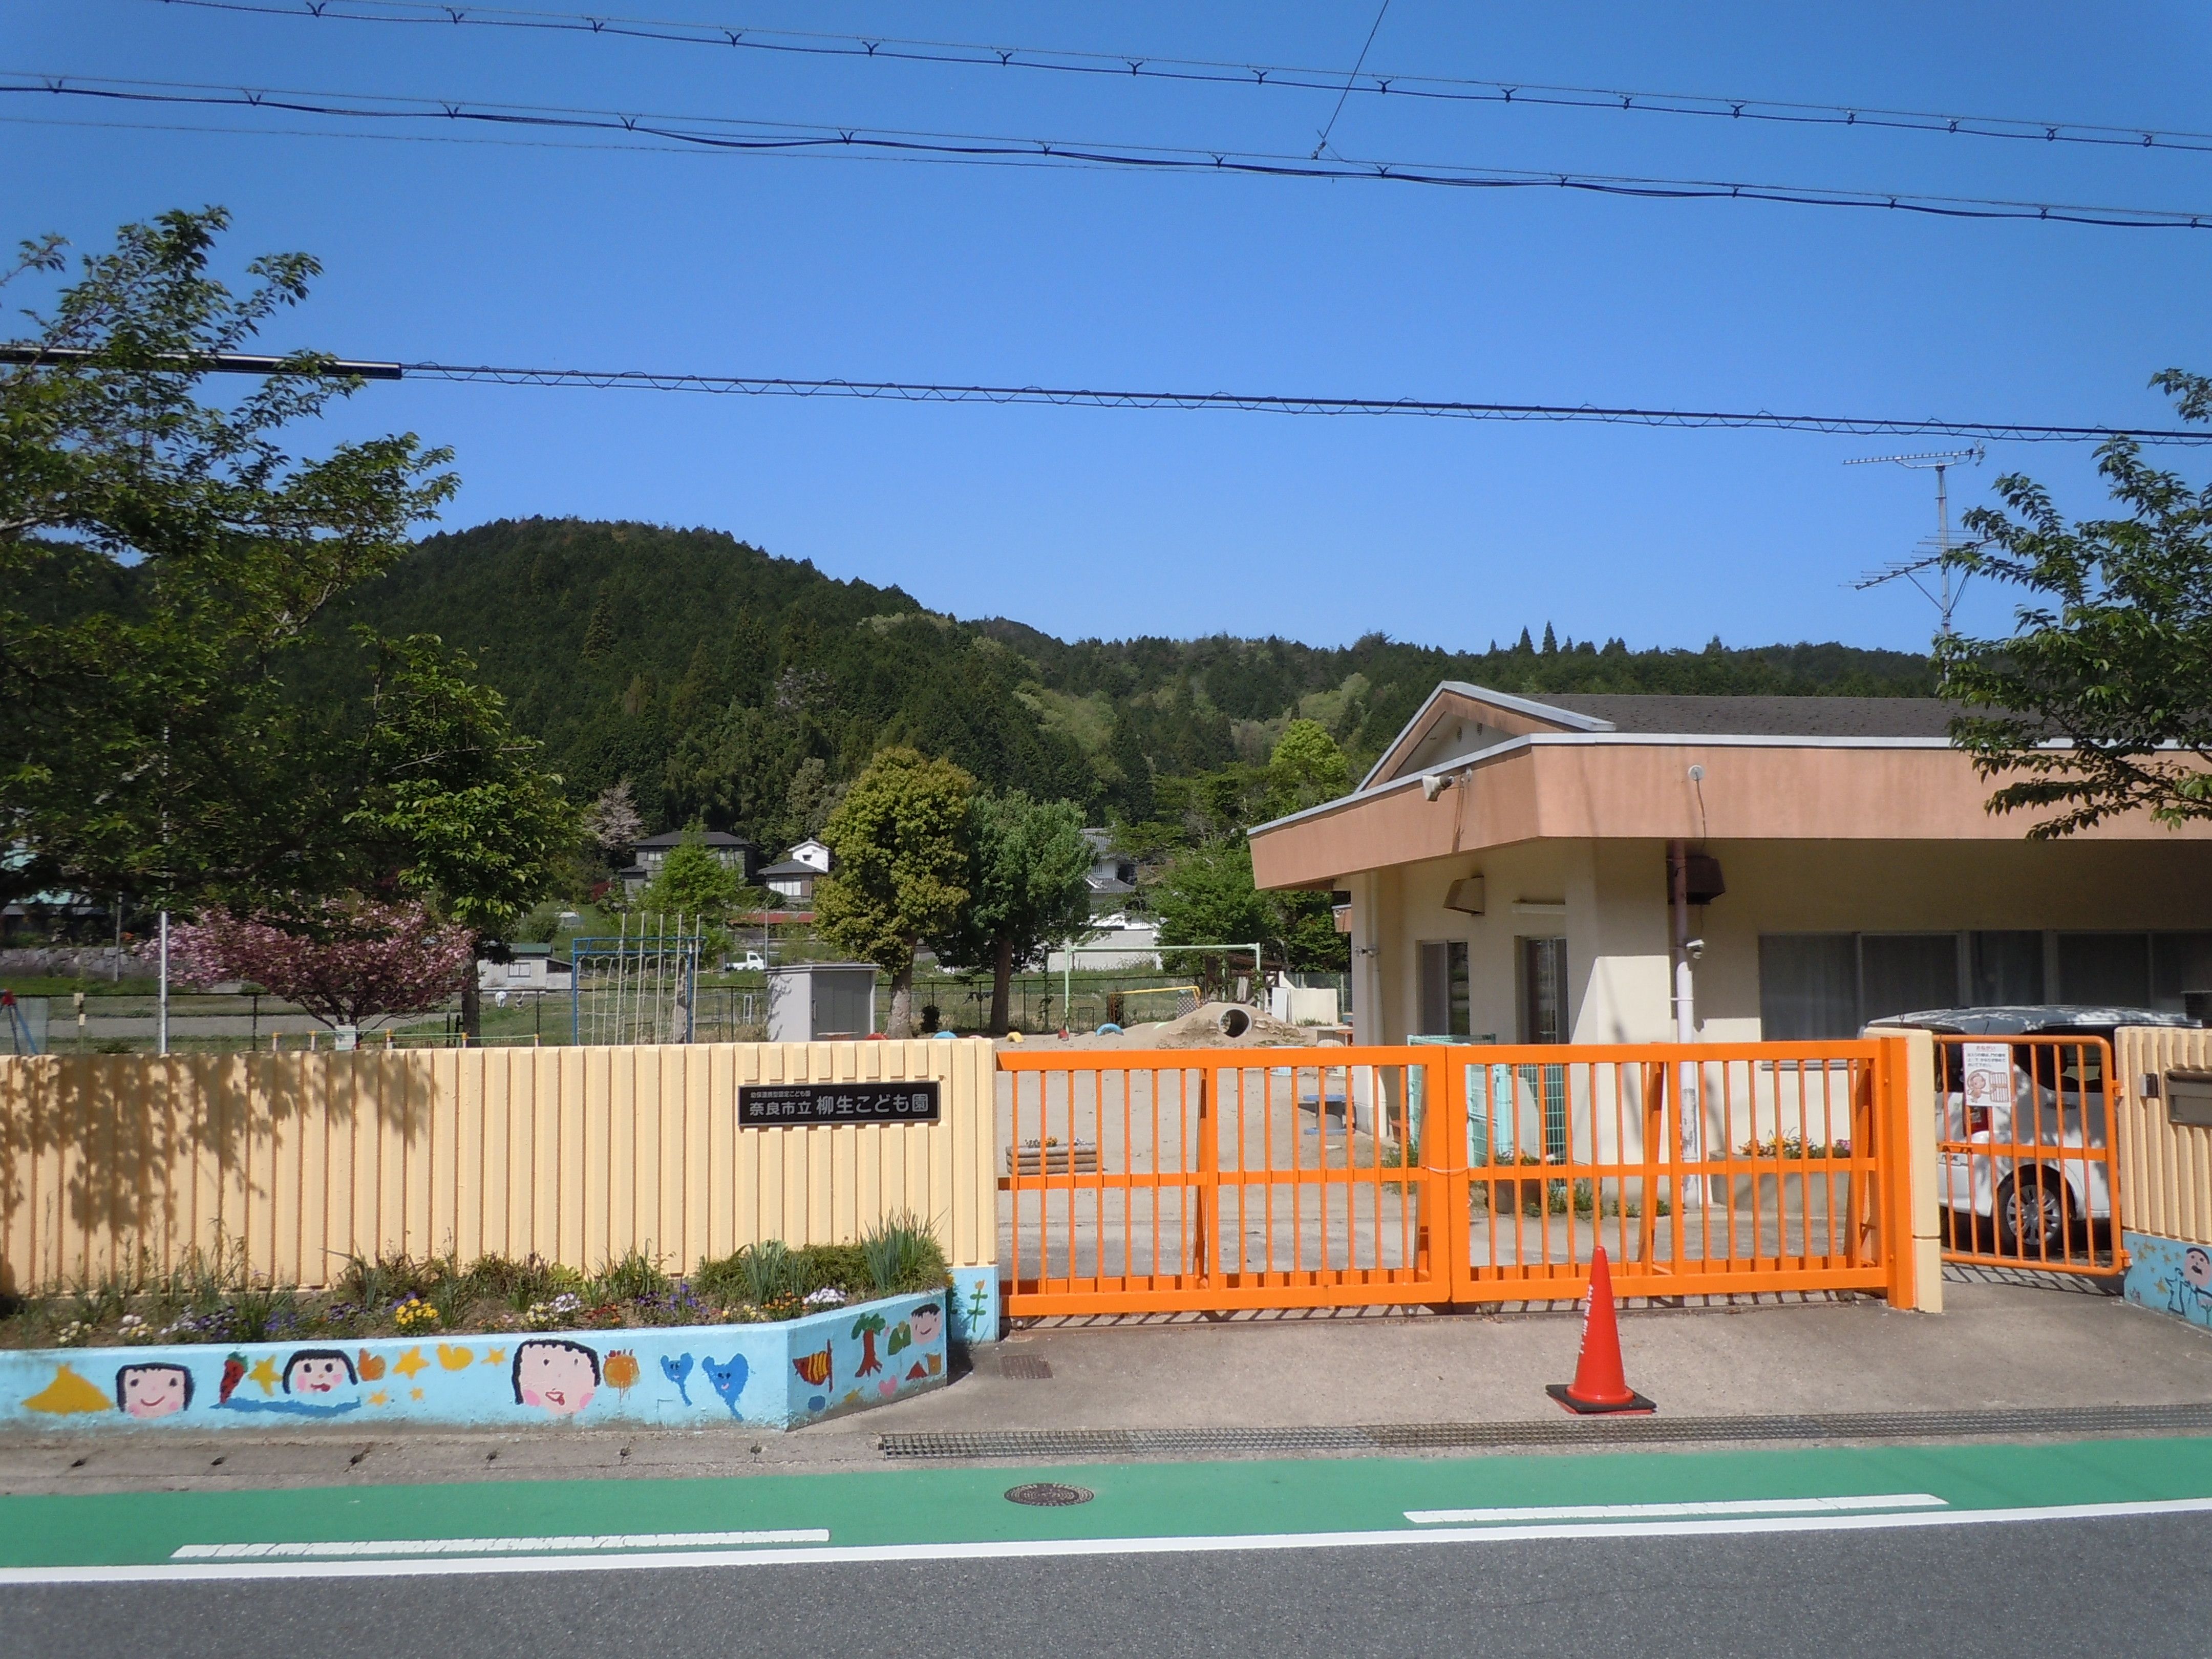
[5,1274,2207,1496]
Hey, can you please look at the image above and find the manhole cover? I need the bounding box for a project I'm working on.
[1005,1482,1094,1507]
[998,1353,1054,1380]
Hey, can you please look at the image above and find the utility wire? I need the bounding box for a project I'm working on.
[7,347,2197,444]
[152,0,2212,160]
[1311,0,1390,159]
[8,73,2208,230]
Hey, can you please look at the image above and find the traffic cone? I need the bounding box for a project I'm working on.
[1545,1244,1655,1415]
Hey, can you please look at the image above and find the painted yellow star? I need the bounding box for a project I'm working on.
[391,1346,429,1380]
[367,1390,388,1407]
[248,1356,281,1395]
[410,1387,424,1401]
[484,1347,507,1366]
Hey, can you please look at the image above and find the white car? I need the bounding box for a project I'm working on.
[1873,1005,2196,1259]
[721,950,769,973]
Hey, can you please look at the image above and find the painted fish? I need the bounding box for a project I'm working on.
[792,1347,832,1388]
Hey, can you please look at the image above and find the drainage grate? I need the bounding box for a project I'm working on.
[1005,1482,1094,1506]
[881,1402,2212,1461]
[997,1353,1054,1380]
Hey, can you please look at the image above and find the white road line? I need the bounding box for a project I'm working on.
[7,1496,2211,1586]
[1403,1495,1947,1524]
[169,1530,829,1560]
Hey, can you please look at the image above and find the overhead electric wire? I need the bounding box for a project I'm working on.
[8,73,2208,230]
[6,346,2199,444]
[153,0,2212,160]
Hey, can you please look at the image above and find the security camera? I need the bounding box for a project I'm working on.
[1685,938,1705,961]
[1421,773,1453,801]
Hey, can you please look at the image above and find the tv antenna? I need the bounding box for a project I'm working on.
[1845,444,1985,633]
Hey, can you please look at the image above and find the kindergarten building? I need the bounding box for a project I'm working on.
[1246,683,2212,1047]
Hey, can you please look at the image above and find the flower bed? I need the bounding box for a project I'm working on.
[0,1290,948,1433]
[0,1227,959,1432]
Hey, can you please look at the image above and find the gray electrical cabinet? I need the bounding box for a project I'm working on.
[766,963,879,1043]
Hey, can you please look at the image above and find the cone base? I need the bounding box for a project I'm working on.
[1546,1381,1656,1416]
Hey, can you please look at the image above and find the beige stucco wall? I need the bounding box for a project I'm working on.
[1356,836,2212,1047]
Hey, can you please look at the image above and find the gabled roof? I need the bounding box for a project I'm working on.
[759,859,820,878]
[632,830,755,849]
[1356,681,1955,792]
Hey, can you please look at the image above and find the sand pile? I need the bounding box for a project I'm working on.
[1138,1001,1312,1049]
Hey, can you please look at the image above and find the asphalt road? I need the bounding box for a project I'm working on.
[0,1514,2202,1659]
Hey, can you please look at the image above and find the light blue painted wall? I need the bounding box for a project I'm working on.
[948,1265,1000,1347]
[0,1291,947,1432]
[2122,1230,2212,1332]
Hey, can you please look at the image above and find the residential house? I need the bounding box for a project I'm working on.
[1081,828,1140,913]
[617,830,758,899]
[476,942,572,993]
[760,839,832,904]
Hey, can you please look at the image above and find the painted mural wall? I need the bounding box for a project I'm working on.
[1,1291,947,1433]
[2123,1230,2212,1332]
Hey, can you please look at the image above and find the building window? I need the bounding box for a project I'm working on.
[1970,931,2045,1005]
[1758,934,1859,1040]
[506,961,531,981]
[1521,937,1567,1045]
[1859,934,1960,1024]
[1417,941,1472,1036]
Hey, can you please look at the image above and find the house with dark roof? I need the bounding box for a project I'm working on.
[617,829,758,898]
[1247,682,2212,1049]
[1081,828,1139,911]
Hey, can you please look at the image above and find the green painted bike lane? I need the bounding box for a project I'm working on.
[6,1436,2212,1570]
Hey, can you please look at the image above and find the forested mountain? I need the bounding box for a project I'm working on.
[331,518,1936,849]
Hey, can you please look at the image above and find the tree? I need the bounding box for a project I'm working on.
[582,781,644,852]
[928,791,1095,1034]
[0,209,457,912]
[1939,370,2212,836]
[170,898,474,1030]
[1152,842,1274,999]
[1266,718,1352,817]
[815,747,973,1037]
[344,634,580,1037]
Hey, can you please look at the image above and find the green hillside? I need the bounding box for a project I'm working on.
[332,517,1937,849]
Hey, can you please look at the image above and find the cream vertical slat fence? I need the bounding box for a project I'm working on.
[0,1040,996,1293]
[2115,1027,2212,1246]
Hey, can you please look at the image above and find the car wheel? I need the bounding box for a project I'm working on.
[1995,1169,2070,1260]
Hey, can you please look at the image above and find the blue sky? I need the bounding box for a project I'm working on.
[7,2,2210,654]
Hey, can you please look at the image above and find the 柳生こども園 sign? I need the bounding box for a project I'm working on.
[738,1081,941,1127]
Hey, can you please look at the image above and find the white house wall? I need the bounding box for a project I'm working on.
[1355,835,2212,1053]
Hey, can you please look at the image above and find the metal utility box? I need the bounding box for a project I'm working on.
[767,962,879,1043]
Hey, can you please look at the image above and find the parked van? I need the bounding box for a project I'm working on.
[1870,1005,2195,1257]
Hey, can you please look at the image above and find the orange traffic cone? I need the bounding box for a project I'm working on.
[1545,1244,1655,1415]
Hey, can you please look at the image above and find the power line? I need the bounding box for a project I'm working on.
[7,347,2196,444]
[152,0,2212,161]
[9,72,2208,230]
[1311,0,1391,159]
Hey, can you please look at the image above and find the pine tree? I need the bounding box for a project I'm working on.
[1542,623,1558,654]
[581,595,614,661]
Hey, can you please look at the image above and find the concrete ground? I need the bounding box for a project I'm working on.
[6,1272,2207,1496]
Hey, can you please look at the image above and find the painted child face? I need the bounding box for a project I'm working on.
[119,1365,190,1420]
[287,1355,350,1395]
[2185,1248,2212,1291]
[518,1344,598,1415]
[908,1304,943,1345]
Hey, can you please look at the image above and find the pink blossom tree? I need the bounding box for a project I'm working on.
[170,899,475,1029]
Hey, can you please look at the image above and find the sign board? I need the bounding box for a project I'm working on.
[738,1080,941,1128]
[1961,1042,2014,1110]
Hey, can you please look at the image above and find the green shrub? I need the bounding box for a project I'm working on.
[858,1215,947,1296]
[594,1249,671,1303]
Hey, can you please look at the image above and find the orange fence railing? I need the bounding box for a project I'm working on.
[997,1039,1916,1316]
[1928,1033,2122,1275]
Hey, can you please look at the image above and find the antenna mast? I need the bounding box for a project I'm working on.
[1844,444,1985,633]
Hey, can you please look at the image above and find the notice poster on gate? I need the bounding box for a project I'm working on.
[1961,1041,2014,1110]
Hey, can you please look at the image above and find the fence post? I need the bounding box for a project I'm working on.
[1430,1049,1471,1299]
[1877,1030,1943,1312]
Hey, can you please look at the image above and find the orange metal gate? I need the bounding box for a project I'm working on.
[997,1039,1916,1316]
[1930,1034,2123,1275]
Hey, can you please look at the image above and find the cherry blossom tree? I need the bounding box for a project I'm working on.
[170,899,475,1029]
